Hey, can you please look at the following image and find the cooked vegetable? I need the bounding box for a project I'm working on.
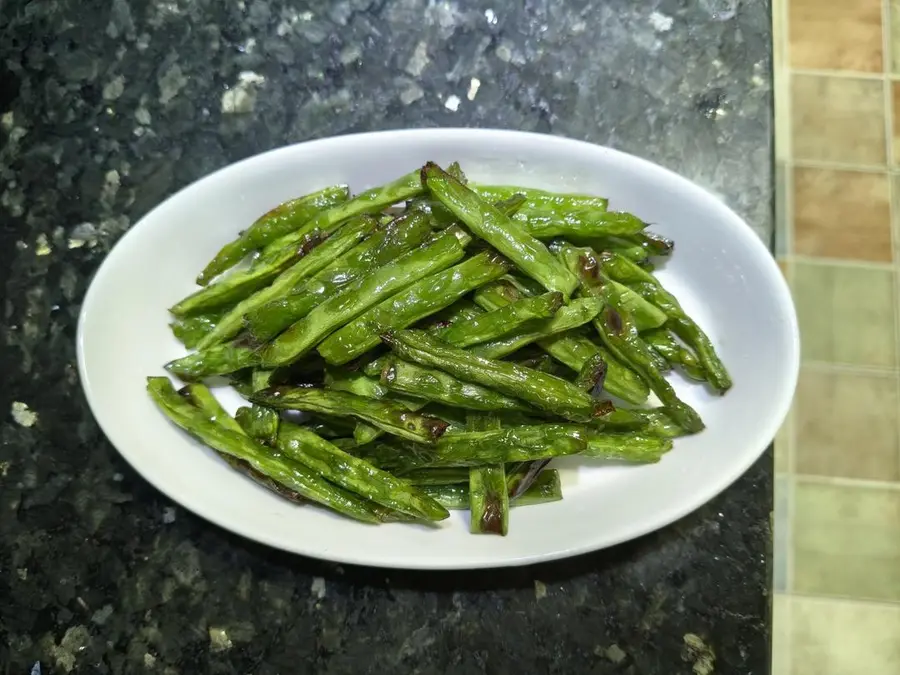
[472,280,650,405]
[244,210,433,341]
[234,404,280,446]
[628,281,732,393]
[381,329,611,423]
[361,426,671,470]
[255,169,425,265]
[277,423,449,521]
[262,227,471,366]
[422,163,579,297]
[198,216,377,348]
[172,230,328,317]
[564,253,704,433]
[151,161,732,535]
[506,459,552,500]
[380,358,531,412]
[469,297,604,360]
[171,311,225,349]
[250,387,449,444]
[317,251,510,365]
[422,469,563,509]
[147,377,382,523]
[435,292,562,348]
[197,185,350,285]
[466,414,509,535]
[643,329,706,382]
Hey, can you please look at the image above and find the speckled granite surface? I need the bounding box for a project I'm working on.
[0,0,773,673]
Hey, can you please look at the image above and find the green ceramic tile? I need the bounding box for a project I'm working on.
[794,369,900,481]
[775,162,790,256]
[793,480,900,602]
[775,414,792,474]
[772,594,790,674]
[773,476,790,592]
[789,595,900,674]
[792,262,897,368]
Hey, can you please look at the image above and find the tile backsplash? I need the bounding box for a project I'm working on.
[774,0,900,671]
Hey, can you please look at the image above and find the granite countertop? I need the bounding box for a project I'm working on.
[0,0,773,673]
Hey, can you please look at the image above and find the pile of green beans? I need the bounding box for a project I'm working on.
[150,162,731,536]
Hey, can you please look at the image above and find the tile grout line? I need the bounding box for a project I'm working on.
[800,360,900,376]
[886,0,900,482]
[791,159,891,173]
[789,590,900,609]
[778,0,795,624]
[795,472,900,491]
[792,68,884,81]
[791,254,896,271]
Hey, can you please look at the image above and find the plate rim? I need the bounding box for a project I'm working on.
[76,128,799,569]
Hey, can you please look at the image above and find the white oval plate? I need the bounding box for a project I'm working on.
[77,129,798,569]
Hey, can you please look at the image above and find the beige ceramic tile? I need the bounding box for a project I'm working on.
[793,168,892,263]
[772,594,791,674]
[795,369,900,481]
[775,414,792,474]
[793,480,900,602]
[791,75,886,165]
[893,83,900,166]
[774,68,791,162]
[789,0,883,72]
[789,595,900,674]
[891,1,900,73]
[792,262,897,368]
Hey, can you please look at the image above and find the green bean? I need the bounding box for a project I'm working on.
[514,469,563,506]
[276,423,449,521]
[555,243,666,331]
[427,299,485,329]
[513,353,563,375]
[505,459,551,499]
[421,470,563,509]
[366,425,671,470]
[244,211,433,341]
[317,251,510,365]
[381,358,531,412]
[422,163,578,297]
[466,414,509,535]
[473,280,649,405]
[146,377,382,523]
[197,185,350,285]
[180,383,245,435]
[435,293,562,348]
[595,251,730,391]
[574,352,608,392]
[172,230,327,317]
[600,407,691,438]
[631,282,732,393]
[165,340,261,381]
[250,387,449,444]
[568,261,704,433]
[470,297,604,359]
[521,210,646,240]
[631,231,674,257]
[262,227,471,367]
[402,467,471,486]
[256,169,425,264]
[472,185,609,211]
[198,217,377,349]
[234,405,281,445]
[302,415,357,439]
[643,329,706,382]
[381,329,612,423]
[171,311,226,349]
[325,367,421,410]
